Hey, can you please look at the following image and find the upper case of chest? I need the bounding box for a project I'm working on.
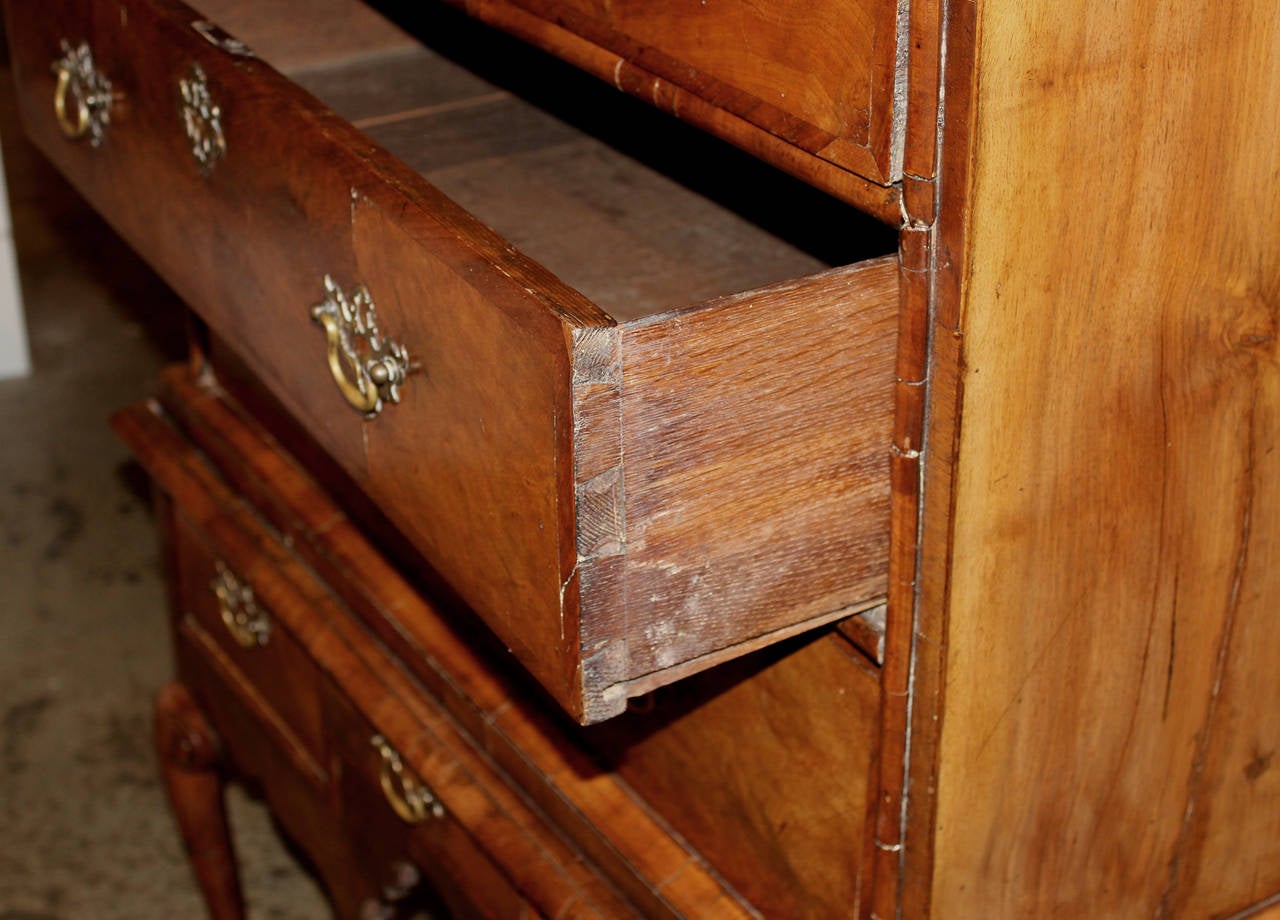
[6,0,898,722]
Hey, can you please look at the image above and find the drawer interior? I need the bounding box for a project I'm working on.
[193,0,897,323]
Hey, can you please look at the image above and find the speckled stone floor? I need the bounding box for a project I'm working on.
[0,68,333,918]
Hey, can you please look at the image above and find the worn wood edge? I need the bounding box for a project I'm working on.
[872,231,931,898]
[902,0,944,186]
[570,324,628,722]
[887,0,979,914]
[145,367,756,918]
[617,598,884,701]
[453,0,902,222]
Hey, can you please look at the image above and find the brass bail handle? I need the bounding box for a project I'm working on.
[53,65,89,139]
[52,41,113,146]
[310,276,410,419]
[371,734,444,825]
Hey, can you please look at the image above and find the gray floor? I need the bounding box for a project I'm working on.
[0,72,331,918]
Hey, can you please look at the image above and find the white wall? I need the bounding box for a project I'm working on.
[0,142,30,379]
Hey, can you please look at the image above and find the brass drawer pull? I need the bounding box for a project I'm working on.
[51,40,113,146]
[179,63,225,175]
[211,562,271,648]
[311,275,410,419]
[371,734,444,825]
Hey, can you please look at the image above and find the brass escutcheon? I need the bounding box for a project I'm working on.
[179,62,225,174]
[371,734,444,825]
[211,562,271,648]
[310,275,410,419]
[52,40,113,146]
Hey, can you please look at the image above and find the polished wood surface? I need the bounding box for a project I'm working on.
[15,0,1280,913]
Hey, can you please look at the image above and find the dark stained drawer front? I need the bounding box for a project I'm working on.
[325,688,574,920]
[9,0,898,722]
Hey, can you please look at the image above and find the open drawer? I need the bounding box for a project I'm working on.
[7,0,897,721]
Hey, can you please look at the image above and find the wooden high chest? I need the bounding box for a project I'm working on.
[7,0,1279,916]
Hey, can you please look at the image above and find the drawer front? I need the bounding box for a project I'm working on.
[7,0,371,473]
[169,511,327,775]
[588,632,882,919]
[509,0,900,183]
[325,688,544,920]
[16,0,898,724]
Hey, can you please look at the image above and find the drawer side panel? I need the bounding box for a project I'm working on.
[615,258,898,682]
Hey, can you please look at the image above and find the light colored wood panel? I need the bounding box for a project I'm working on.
[927,1,1280,916]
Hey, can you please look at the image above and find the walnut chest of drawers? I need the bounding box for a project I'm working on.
[8,0,1280,916]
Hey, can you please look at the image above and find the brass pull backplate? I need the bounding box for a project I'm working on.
[179,62,225,174]
[371,734,444,825]
[52,40,112,146]
[310,275,410,419]
[211,562,271,648]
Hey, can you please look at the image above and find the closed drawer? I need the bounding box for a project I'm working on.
[325,689,557,920]
[115,396,681,918]
[499,0,902,186]
[168,512,327,776]
[10,0,898,722]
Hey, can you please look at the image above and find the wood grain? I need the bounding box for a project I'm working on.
[427,0,904,219]
[918,1,1280,916]
[351,191,583,715]
[7,0,899,720]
